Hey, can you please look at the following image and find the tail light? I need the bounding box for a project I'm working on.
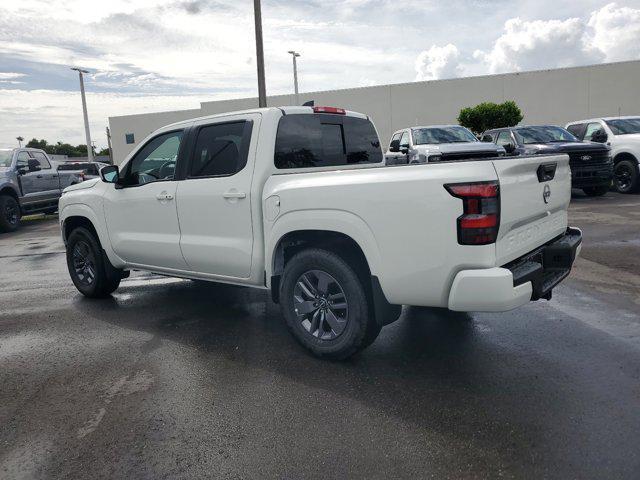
[313,106,346,115]
[445,181,500,245]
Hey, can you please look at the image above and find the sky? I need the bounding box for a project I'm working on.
[0,0,639,149]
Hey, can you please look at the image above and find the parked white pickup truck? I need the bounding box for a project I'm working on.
[60,106,581,359]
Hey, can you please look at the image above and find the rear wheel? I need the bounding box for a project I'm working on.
[613,159,639,193]
[279,248,380,360]
[582,185,609,197]
[0,195,21,233]
[66,227,121,297]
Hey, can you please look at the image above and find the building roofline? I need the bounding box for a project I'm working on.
[110,59,640,121]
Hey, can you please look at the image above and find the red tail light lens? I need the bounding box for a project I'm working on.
[313,106,346,115]
[445,181,500,245]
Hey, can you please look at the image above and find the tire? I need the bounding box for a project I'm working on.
[613,159,639,193]
[279,248,380,360]
[66,227,121,298]
[0,195,21,233]
[582,185,609,197]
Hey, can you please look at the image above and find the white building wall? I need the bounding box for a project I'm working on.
[109,60,640,164]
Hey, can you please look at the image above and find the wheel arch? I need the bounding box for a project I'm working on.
[266,212,400,326]
[60,204,126,268]
[0,185,20,202]
[266,210,382,285]
[613,151,638,165]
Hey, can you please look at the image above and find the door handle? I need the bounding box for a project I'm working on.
[156,192,174,201]
[223,190,246,199]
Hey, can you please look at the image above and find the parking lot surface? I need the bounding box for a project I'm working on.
[1,192,639,479]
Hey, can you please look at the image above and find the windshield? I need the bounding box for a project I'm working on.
[513,126,578,144]
[0,150,12,167]
[605,118,640,135]
[412,126,477,145]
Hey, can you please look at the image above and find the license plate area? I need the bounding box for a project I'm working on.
[504,228,582,300]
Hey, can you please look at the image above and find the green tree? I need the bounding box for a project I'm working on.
[26,138,54,153]
[458,100,523,135]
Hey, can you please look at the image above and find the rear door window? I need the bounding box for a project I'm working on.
[275,114,382,169]
[189,121,252,177]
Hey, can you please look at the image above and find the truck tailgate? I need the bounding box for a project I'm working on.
[492,154,571,266]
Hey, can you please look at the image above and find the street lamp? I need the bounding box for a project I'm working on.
[16,136,24,147]
[71,67,94,162]
[288,51,301,105]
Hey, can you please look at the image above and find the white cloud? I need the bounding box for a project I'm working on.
[473,2,640,74]
[474,17,603,73]
[586,2,640,62]
[0,72,26,80]
[415,44,462,81]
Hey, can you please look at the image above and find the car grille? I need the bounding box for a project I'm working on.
[440,151,498,161]
[567,150,610,166]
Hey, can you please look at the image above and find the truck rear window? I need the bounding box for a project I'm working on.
[274,114,382,169]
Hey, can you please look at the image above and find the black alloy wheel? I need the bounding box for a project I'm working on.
[293,269,349,341]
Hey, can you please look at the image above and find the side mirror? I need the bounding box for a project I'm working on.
[400,146,409,154]
[27,159,41,172]
[389,139,400,153]
[591,130,608,143]
[100,164,120,184]
[504,143,515,153]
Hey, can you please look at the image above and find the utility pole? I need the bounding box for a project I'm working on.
[288,50,301,105]
[71,67,94,162]
[253,0,267,108]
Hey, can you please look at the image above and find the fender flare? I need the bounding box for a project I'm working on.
[265,209,383,281]
[60,203,126,268]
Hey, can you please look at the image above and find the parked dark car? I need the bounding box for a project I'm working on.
[481,125,613,196]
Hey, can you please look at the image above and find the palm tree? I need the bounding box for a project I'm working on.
[16,136,24,147]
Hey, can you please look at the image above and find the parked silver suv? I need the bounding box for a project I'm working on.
[385,125,505,165]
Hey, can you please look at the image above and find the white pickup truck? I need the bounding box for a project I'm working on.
[59,106,582,359]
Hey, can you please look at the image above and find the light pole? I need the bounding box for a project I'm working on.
[71,67,94,162]
[288,50,301,105]
[16,136,23,147]
[253,0,267,108]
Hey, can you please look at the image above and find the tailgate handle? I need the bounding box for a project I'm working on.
[537,163,557,183]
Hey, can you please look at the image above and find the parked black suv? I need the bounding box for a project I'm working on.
[481,125,613,196]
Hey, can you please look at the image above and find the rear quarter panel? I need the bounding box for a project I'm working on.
[263,163,500,307]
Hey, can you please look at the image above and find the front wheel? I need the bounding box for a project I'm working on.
[0,195,21,233]
[66,227,121,298]
[279,248,380,360]
[613,160,639,193]
[582,185,609,197]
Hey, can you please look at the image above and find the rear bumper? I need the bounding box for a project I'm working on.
[448,228,582,312]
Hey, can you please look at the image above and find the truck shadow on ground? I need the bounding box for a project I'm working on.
[73,277,581,472]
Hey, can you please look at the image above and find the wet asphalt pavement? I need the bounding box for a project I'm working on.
[1,192,639,479]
